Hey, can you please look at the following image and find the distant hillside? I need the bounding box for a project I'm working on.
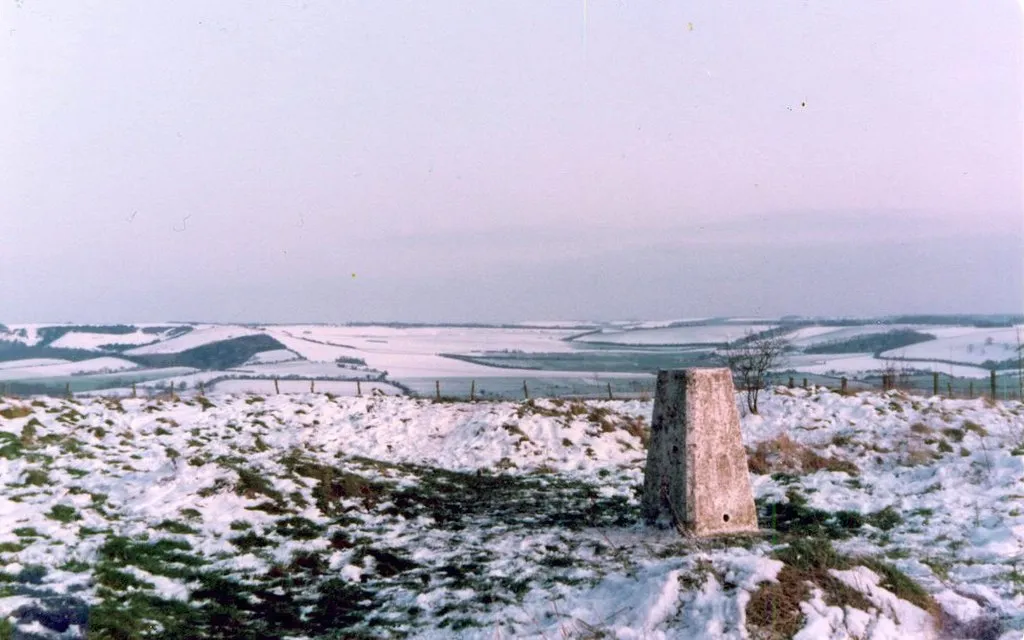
[804,329,937,355]
[125,334,288,370]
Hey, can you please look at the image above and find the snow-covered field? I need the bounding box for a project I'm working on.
[880,327,1024,366]
[125,326,261,356]
[0,358,139,381]
[49,331,161,352]
[1,320,1020,400]
[1,388,1023,638]
[211,379,401,395]
[265,326,589,380]
[783,325,934,349]
[785,354,996,379]
[574,324,774,346]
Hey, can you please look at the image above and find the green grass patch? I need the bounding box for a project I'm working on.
[155,520,200,535]
[47,504,81,523]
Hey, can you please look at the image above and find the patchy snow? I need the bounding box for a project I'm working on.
[1,385,1023,638]
[1,324,57,347]
[125,326,261,355]
[784,324,942,349]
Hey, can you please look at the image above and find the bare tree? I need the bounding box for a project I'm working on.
[723,331,790,414]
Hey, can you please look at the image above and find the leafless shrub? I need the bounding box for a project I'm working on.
[723,331,790,414]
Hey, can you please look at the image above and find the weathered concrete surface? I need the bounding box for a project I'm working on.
[642,368,758,536]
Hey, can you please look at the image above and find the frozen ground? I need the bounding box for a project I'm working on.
[0,388,1023,638]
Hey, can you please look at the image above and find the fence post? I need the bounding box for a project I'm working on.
[607,382,613,400]
[802,378,807,389]
[470,380,476,402]
[65,382,72,400]
[840,377,848,394]
[356,380,362,397]
[199,381,205,397]
[969,381,974,399]
[990,370,997,400]
[435,380,441,401]
[131,382,137,399]
[274,378,280,395]
[523,380,529,400]
[931,372,938,396]
[947,382,952,397]
[310,380,315,394]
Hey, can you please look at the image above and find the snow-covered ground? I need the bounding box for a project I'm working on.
[0,359,70,371]
[0,358,139,381]
[242,349,300,366]
[1,389,1022,638]
[125,326,261,355]
[881,327,1024,366]
[0,325,56,347]
[786,354,996,379]
[266,326,586,379]
[211,379,401,395]
[49,331,160,351]
[574,324,775,345]
[783,325,935,349]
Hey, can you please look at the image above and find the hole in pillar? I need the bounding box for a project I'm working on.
[722,513,730,523]
[672,445,679,454]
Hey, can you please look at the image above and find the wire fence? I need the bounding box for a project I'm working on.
[1,370,1021,403]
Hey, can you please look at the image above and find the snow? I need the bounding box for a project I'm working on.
[267,325,584,379]
[785,354,994,378]
[233,361,374,378]
[574,324,776,346]
[49,331,159,351]
[880,326,1024,365]
[1,324,54,347]
[3,363,1024,636]
[0,359,70,371]
[784,324,936,348]
[212,379,400,395]
[0,357,139,380]
[242,349,299,365]
[125,325,260,355]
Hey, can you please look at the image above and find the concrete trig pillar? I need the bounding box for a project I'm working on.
[642,368,758,536]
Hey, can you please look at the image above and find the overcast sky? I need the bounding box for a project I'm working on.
[2,1,1022,323]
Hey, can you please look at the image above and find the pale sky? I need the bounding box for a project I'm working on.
[2,1,1022,323]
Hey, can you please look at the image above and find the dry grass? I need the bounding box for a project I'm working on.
[910,422,933,435]
[746,566,872,640]
[748,539,935,639]
[747,434,859,476]
[0,405,32,420]
[901,445,936,467]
